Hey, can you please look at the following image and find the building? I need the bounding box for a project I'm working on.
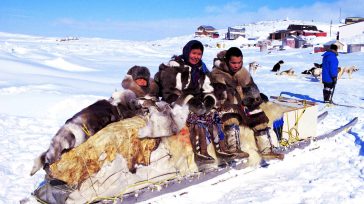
[282,35,306,48]
[324,40,347,53]
[269,24,327,40]
[195,25,220,38]
[347,44,364,53]
[345,17,364,25]
[339,21,364,40]
[225,27,245,40]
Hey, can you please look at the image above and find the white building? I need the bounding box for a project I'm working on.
[339,21,364,40]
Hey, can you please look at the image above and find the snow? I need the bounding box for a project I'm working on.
[0,19,363,204]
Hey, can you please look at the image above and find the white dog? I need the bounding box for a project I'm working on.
[278,68,295,76]
[30,90,143,176]
[338,65,359,79]
[249,61,261,75]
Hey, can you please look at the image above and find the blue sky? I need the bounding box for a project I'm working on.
[0,0,362,40]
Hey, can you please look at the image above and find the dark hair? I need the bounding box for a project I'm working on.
[182,40,204,61]
[330,44,338,51]
[225,47,243,61]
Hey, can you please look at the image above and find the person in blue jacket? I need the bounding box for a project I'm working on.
[321,44,339,103]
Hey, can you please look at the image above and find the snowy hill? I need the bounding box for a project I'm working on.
[0,19,363,204]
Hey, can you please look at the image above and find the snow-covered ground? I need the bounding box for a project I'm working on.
[0,19,363,204]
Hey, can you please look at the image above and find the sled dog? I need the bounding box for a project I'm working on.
[278,68,295,76]
[249,61,261,75]
[30,90,143,176]
[311,67,322,79]
[338,65,359,79]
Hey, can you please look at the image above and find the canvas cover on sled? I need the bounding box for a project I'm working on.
[270,97,318,147]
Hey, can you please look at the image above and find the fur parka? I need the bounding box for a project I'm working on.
[154,56,216,110]
[210,51,261,110]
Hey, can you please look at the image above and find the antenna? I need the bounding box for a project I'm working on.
[330,20,332,38]
[339,8,341,23]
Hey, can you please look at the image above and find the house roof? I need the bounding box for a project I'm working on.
[228,27,245,32]
[287,24,318,31]
[340,20,364,27]
[197,25,216,30]
[324,40,345,46]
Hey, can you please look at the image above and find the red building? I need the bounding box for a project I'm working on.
[195,25,220,38]
[269,24,327,40]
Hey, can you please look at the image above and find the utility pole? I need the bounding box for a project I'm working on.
[339,8,341,23]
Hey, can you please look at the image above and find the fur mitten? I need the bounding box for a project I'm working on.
[240,106,269,130]
[187,96,206,115]
[203,95,216,113]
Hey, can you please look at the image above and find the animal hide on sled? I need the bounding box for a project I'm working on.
[36,102,287,203]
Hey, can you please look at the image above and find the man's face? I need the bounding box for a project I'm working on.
[188,48,203,65]
[135,78,147,87]
[228,56,243,73]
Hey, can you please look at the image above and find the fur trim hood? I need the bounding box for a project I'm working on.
[121,75,159,99]
[211,50,252,87]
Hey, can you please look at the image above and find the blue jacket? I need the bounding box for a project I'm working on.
[321,51,338,83]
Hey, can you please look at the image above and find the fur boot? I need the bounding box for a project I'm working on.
[255,128,284,160]
[189,124,215,163]
[224,124,249,159]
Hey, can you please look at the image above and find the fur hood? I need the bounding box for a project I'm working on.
[121,75,159,99]
[211,50,252,87]
[210,50,261,106]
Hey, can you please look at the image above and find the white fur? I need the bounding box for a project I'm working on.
[64,122,87,147]
[138,102,189,138]
[214,59,222,67]
[167,61,180,67]
[170,104,189,131]
[202,76,214,93]
[184,67,192,88]
[176,73,182,91]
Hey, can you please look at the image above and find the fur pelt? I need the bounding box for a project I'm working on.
[30,90,143,176]
[239,101,289,166]
[138,102,189,138]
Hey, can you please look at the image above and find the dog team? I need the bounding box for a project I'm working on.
[31,41,357,175]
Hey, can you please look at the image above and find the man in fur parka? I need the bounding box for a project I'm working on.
[154,40,232,163]
[122,65,159,107]
[210,47,282,159]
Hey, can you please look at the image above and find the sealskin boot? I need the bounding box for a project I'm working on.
[210,126,234,158]
[224,124,249,159]
[214,140,234,157]
[189,125,215,163]
[255,129,284,160]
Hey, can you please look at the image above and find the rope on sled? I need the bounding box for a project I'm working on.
[89,172,179,203]
[279,107,307,146]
